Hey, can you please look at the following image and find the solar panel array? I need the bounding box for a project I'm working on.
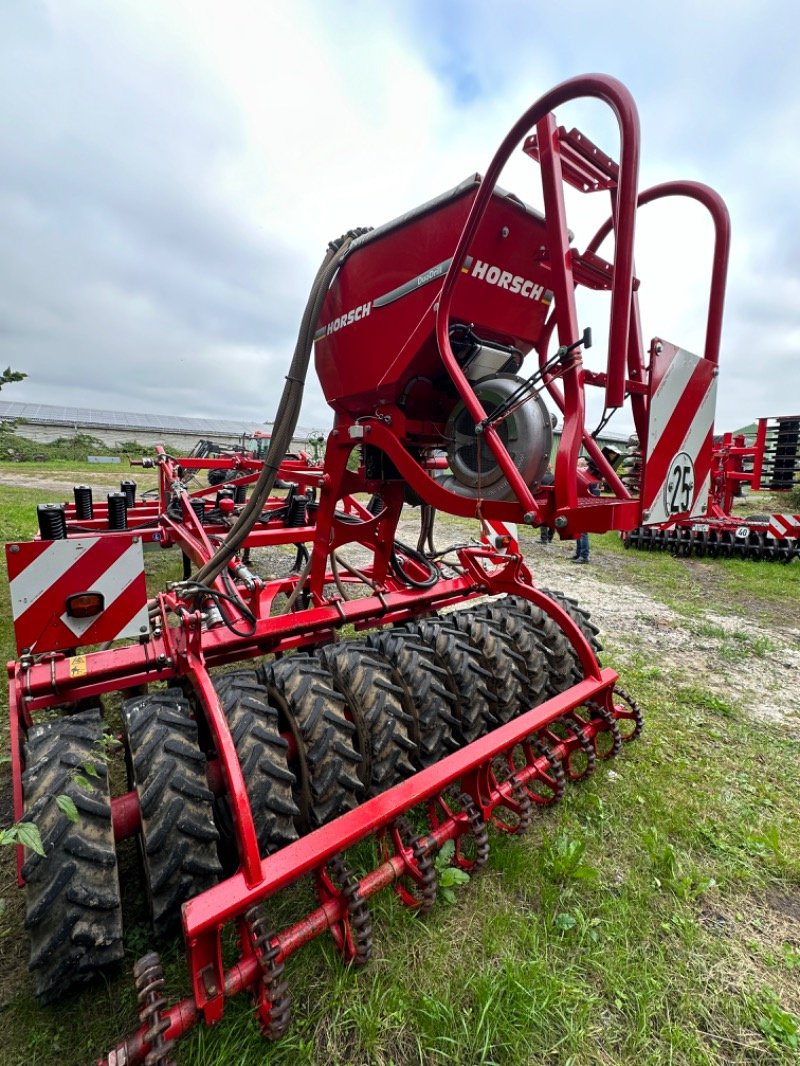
[0,400,318,439]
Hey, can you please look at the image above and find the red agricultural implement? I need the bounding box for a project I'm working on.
[4,74,731,1062]
[621,415,800,559]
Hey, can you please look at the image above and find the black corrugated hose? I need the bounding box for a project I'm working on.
[191,228,370,590]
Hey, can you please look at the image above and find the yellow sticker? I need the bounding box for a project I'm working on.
[69,655,88,678]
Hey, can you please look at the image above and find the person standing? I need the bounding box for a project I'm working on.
[573,457,601,563]
[539,463,555,543]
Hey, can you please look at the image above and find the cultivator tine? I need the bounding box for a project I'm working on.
[314,852,373,967]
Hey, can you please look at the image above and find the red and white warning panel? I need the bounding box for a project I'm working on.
[640,340,718,527]
[481,520,520,554]
[6,536,149,656]
[767,514,800,540]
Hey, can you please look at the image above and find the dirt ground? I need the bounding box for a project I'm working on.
[519,541,800,730]
[0,468,161,496]
[348,514,800,734]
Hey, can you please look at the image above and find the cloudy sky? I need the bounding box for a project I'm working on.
[1,1,797,436]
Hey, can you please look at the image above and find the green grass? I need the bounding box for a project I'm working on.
[589,530,800,630]
[1,482,799,1064]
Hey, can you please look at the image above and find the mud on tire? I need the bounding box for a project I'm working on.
[541,588,602,683]
[318,642,417,796]
[123,690,222,938]
[394,618,494,744]
[474,599,549,713]
[503,595,578,696]
[259,654,362,832]
[365,630,459,768]
[22,708,124,1004]
[212,671,299,862]
[446,609,527,724]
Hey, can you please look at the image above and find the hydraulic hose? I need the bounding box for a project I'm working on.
[193,229,368,588]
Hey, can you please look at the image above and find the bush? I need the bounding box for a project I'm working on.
[1,429,105,462]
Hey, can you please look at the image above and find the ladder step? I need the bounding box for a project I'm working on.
[570,250,640,293]
[525,126,619,192]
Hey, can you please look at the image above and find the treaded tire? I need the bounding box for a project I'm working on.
[540,588,602,683]
[474,599,549,714]
[212,671,299,859]
[22,708,124,1004]
[446,610,527,723]
[365,630,459,768]
[123,690,222,938]
[259,654,362,832]
[318,642,417,795]
[394,618,493,744]
[503,596,575,696]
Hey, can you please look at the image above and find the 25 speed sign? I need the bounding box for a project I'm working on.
[663,451,695,516]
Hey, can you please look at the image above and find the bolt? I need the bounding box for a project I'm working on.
[654,342,663,355]
[522,511,536,525]
[9,544,19,553]
[139,624,149,634]
[642,508,651,520]
[555,516,568,529]
[501,226,510,238]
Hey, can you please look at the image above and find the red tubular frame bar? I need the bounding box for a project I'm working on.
[586,180,731,370]
[436,73,640,518]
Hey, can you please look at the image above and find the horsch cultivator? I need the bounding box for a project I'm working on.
[622,415,800,560]
[5,74,730,1062]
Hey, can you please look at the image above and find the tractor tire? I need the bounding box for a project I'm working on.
[446,610,527,724]
[365,629,459,768]
[394,618,494,744]
[123,691,222,938]
[259,655,362,832]
[208,468,228,486]
[319,643,417,796]
[21,708,124,1004]
[503,596,575,696]
[212,672,299,861]
[540,589,602,683]
[474,599,549,713]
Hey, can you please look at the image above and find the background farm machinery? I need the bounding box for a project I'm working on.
[622,414,800,560]
[5,74,731,1062]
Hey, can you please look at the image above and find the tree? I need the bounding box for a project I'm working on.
[1,366,27,390]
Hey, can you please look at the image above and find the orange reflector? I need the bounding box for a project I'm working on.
[65,591,105,618]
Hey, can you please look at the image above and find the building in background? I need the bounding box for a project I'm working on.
[0,400,313,455]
